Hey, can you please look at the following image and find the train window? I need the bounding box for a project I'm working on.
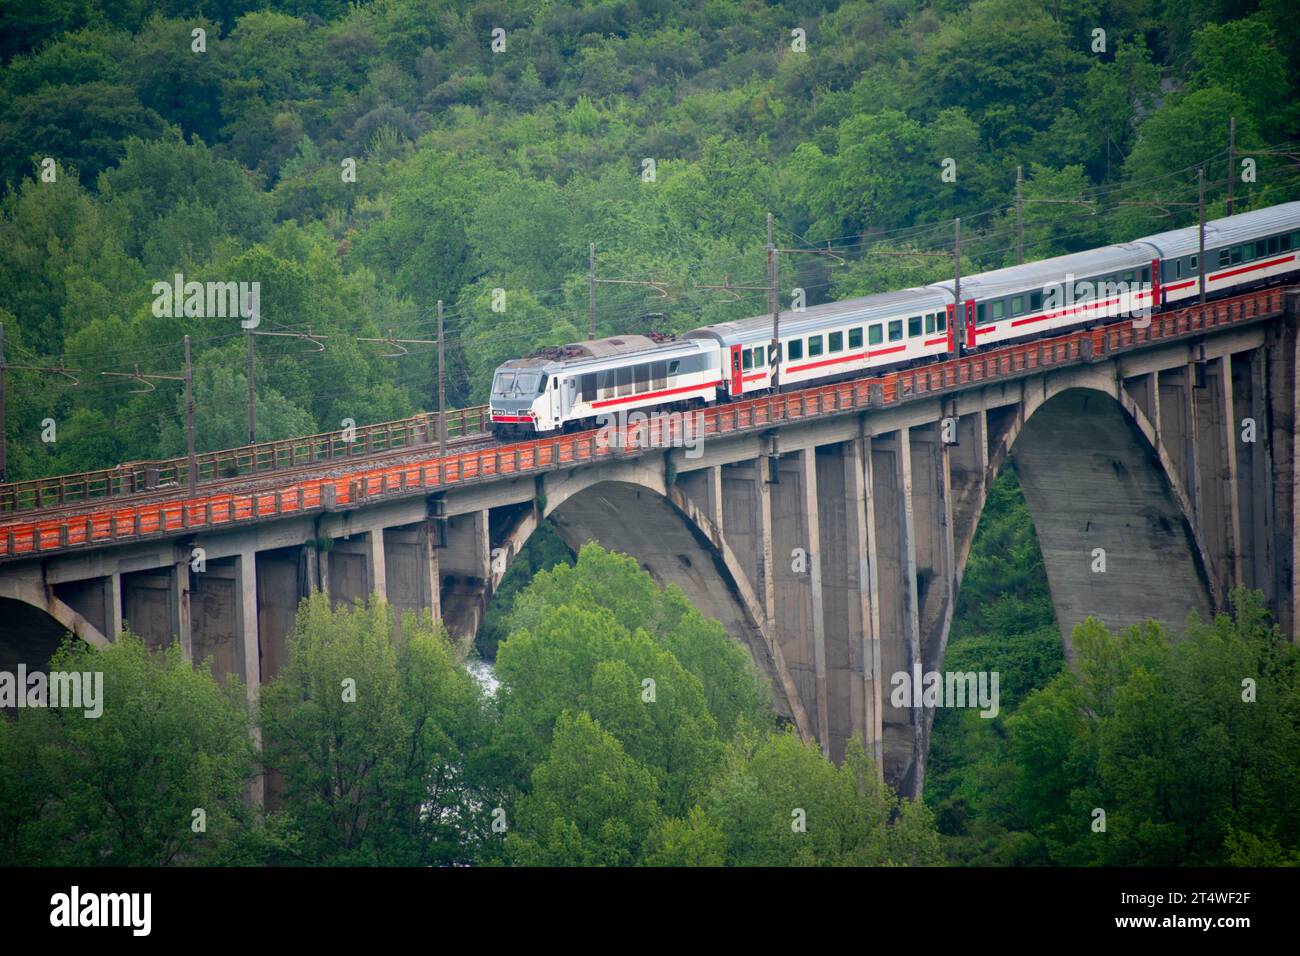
[808,335,824,357]
[742,348,753,371]
[1283,234,1293,252]
[1030,290,1043,311]
[1174,259,1182,278]
[991,301,1005,320]
[1292,231,1300,249]
[936,311,947,332]
[616,366,632,397]
[1268,236,1279,255]
[1140,267,1149,283]
[908,316,922,337]
[925,314,935,334]
[977,303,987,323]
[829,331,843,352]
[849,327,863,349]
[1011,297,1023,315]
[1220,249,1231,267]
[652,362,667,389]
[667,360,680,377]
[888,320,903,342]
[788,339,804,360]
[1231,246,1242,265]
[491,371,515,398]
[637,364,653,393]
[1123,271,1134,284]
[581,374,597,402]
[868,325,883,346]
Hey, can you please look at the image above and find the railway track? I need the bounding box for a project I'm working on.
[0,431,500,528]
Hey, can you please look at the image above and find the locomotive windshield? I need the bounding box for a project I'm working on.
[491,371,515,398]
[492,370,543,398]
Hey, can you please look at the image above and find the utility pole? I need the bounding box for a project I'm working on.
[1198,167,1207,307]
[588,243,597,340]
[1014,165,1024,265]
[954,217,962,323]
[768,212,780,391]
[437,299,447,456]
[1227,116,1236,216]
[246,329,255,445]
[184,335,196,496]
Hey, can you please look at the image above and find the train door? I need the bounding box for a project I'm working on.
[1150,258,1163,309]
[962,299,978,349]
[729,345,743,397]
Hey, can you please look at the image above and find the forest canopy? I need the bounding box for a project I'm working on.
[1,0,1297,480]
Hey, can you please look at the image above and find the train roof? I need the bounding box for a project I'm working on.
[686,286,952,347]
[934,243,1153,302]
[494,334,712,377]
[1134,201,1300,259]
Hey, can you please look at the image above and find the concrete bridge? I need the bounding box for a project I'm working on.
[1,288,1296,797]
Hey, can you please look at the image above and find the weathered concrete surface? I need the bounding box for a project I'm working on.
[1013,388,1213,650]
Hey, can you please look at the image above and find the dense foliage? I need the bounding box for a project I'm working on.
[2,0,1299,480]
[926,470,1300,866]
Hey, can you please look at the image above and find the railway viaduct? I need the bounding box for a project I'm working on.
[1,287,1297,797]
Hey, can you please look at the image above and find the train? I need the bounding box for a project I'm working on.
[489,201,1300,437]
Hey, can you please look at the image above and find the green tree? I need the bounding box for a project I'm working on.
[260,595,488,866]
[505,710,662,866]
[0,634,258,866]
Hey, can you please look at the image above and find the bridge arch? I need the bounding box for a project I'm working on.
[484,461,813,738]
[981,380,1214,655]
[0,574,111,672]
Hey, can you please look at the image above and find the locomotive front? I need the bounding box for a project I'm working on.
[488,356,553,439]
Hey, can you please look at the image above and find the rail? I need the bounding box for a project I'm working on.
[0,287,1287,561]
[0,405,490,514]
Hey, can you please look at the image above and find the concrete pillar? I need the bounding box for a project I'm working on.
[756,455,777,626]
[1219,354,1243,590]
[366,528,387,603]
[847,434,882,770]
[236,550,259,697]
[868,432,909,784]
[860,435,884,767]
[106,572,122,639]
[1150,369,1163,444]
[1185,361,1205,543]
[1247,347,1274,603]
[800,449,829,756]
[424,519,442,624]
[173,556,192,661]
[895,428,923,790]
